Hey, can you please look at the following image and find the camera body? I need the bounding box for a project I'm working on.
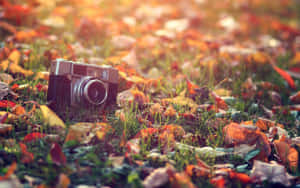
[47,59,118,113]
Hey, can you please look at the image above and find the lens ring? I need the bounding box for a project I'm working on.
[83,79,108,105]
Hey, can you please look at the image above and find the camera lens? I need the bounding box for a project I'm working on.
[74,77,108,106]
[84,80,107,105]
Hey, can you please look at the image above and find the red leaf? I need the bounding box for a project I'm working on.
[210,176,226,188]
[289,67,300,73]
[211,92,228,110]
[1,1,32,25]
[0,100,16,108]
[272,65,296,89]
[50,143,66,166]
[23,132,46,142]
[19,142,34,163]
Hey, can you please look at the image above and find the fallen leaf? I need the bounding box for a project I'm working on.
[272,65,296,89]
[0,82,10,100]
[162,95,198,109]
[0,73,14,84]
[0,100,16,108]
[0,123,13,134]
[11,105,26,115]
[185,165,210,178]
[57,173,70,188]
[0,162,17,181]
[40,105,65,128]
[50,143,66,166]
[19,142,34,163]
[143,166,170,188]
[223,123,271,160]
[250,160,293,186]
[274,137,298,172]
[23,132,46,142]
[210,176,226,188]
[65,122,113,143]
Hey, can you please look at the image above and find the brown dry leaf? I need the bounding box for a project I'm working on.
[40,105,65,128]
[255,118,284,131]
[274,136,299,172]
[223,122,271,160]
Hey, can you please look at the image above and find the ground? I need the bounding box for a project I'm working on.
[0,0,300,187]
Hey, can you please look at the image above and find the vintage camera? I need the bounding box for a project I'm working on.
[47,59,118,113]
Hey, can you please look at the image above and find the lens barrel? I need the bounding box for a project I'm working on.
[74,76,108,106]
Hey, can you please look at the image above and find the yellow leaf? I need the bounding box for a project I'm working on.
[40,105,65,128]
[8,63,34,77]
[162,96,198,109]
[292,51,300,65]
[8,50,21,64]
[0,50,20,70]
[96,131,105,140]
[0,111,17,121]
[34,71,49,81]
[214,88,231,97]
[65,122,113,143]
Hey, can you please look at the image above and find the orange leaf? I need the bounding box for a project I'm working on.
[272,65,296,89]
[288,147,298,172]
[210,176,226,188]
[186,79,199,95]
[19,142,34,163]
[229,171,252,184]
[57,173,70,188]
[0,162,17,181]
